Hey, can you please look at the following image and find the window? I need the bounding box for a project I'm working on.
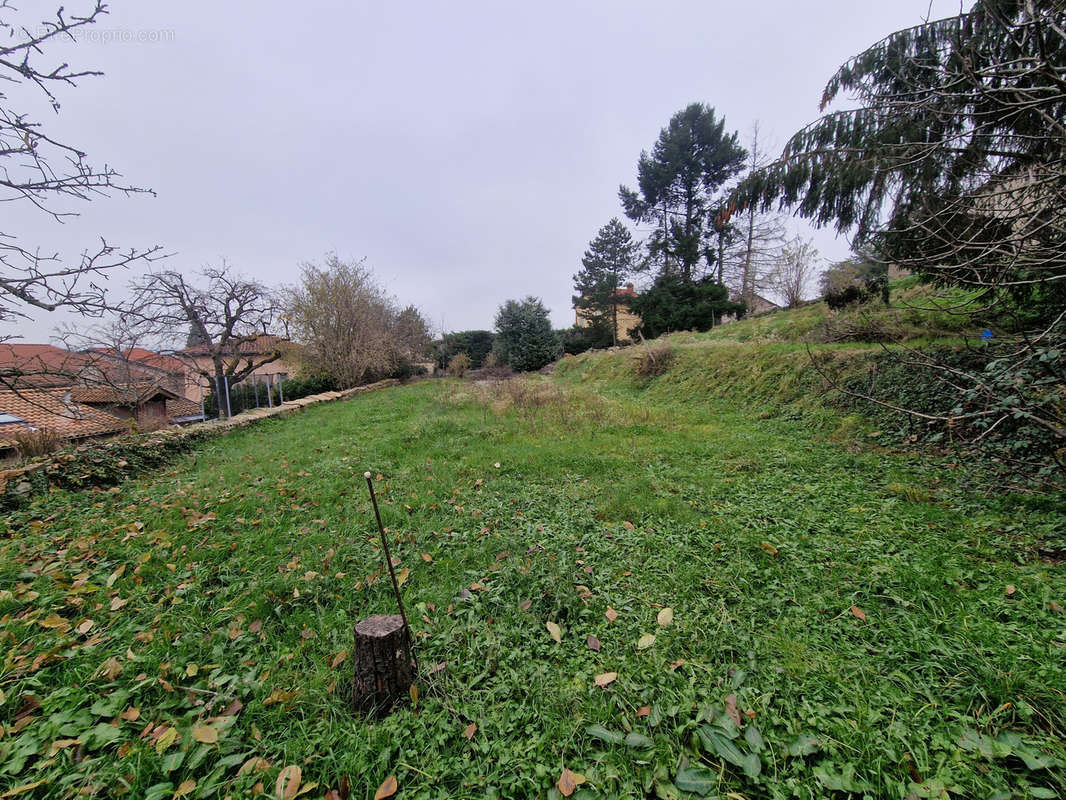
[0,412,27,426]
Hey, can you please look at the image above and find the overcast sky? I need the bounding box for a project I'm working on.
[5,0,967,343]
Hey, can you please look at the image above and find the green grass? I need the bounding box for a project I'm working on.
[2,375,1064,799]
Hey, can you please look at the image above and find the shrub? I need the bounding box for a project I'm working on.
[494,297,562,372]
[633,343,676,378]
[434,331,495,370]
[447,353,471,378]
[13,429,63,459]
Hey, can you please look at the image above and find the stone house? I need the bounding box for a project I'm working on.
[574,283,643,343]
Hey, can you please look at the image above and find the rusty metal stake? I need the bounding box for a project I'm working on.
[364,471,417,673]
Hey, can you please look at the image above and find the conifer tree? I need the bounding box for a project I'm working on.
[619,103,747,284]
[572,219,637,346]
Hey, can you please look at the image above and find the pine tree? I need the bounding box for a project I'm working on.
[572,219,637,346]
[619,103,747,283]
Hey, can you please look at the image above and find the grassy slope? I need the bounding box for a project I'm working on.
[2,355,1064,798]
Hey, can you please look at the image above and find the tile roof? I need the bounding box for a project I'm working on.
[0,389,129,444]
[166,397,204,419]
[68,383,183,405]
[180,334,286,357]
[87,347,187,375]
[0,344,95,388]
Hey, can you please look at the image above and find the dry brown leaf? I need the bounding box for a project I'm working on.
[409,684,419,704]
[636,706,651,717]
[668,658,685,671]
[120,707,140,722]
[174,778,196,797]
[594,672,617,687]
[276,765,301,800]
[759,542,779,557]
[331,651,348,669]
[106,565,126,588]
[396,568,410,588]
[192,724,218,744]
[586,635,601,652]
[656,607,673,627]
[464,723,477,740]
[109,596,128,612]
[517,600,532,611]
[850,605,866,621]
[420,553,433,562]
[637,633,656,650]
[605,607,618,622]
[622,520,635,530]
[724,693,742,726]
[373,775,397,800]
[1005,584,1016,596]
[546,620,561,643]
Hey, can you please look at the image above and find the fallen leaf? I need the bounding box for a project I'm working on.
[724,693,742,726]
[420,553,433,562]
[373,775,397,800]
[331,651,348,669]
[759,542,779,557]
[464,723,477,740]
[0,781,48,798]
[38,614,70,631]
[109,596,128,612]
[605,607,618,622]
[637,633,656,650]
[1005,584,1016,596]
[586,635,601,652]
[668,658,685,670]
[656,607,673,627]
[557,768,586,797]
[409,684,419,704]
[174,779,196,797]
[396,567,410,587]
[276,765,302,800]
[636,706,651,717]
[75,619,94,635]
[249,620,263,634]
[622,521,635,530]
[850,605,866,621]
[1049,601,1063,613]
[517,600,532,611]
[594,672,617,687]
[192,724,218,744]
[120,708,140,722]
[546,620,562,643]
[154,726,178,754]
[106,565,126,588]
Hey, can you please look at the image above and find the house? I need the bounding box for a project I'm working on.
[67,383,203,428]
[0,344,96,388]
[0,388,131,455]
[86,347,188,398]
[574,283,643,344]
[722,293,780,324]
[178,334,298,404]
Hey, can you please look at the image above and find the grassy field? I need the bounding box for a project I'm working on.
[2,370,1065,799]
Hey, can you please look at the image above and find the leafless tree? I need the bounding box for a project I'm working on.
[723,123,788,309]
[767,236,820,308]
[127,266,283,417]
[285,255,430,389]
[0,1,163,329]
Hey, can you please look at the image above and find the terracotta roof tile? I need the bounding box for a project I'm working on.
[0,389,129,443]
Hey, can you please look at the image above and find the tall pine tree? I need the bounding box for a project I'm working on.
[572,219,637,346]
[619,103,746,284]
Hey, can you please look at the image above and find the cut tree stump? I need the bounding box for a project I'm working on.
[351,614,414,715]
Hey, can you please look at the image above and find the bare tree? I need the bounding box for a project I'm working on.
[286,255,430,388]
[0,2,162,329]
[768,236,820,308]
[725,123,787,309]
[127,267,283,417]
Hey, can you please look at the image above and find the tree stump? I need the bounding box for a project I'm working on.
[351,614,414,715]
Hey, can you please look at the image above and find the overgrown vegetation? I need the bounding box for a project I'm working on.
[2,374,1063,799]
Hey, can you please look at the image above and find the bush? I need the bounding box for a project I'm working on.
[447,353,471,377]
[633,343,676,378]
[434,331,495,370]
[628,276,744,338]
[13,429,63,459]
[559,326,611,355]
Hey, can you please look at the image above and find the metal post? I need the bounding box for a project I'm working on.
[278,376,285,405]
[223,375,232,418]
[253,379,260,409]
[266,373,273,408]
[364,472,417,673]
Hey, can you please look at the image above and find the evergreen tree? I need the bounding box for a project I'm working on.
[493,297,561,372]
[572,218,637,346]
[629,276,744,339]
[732,0,1066,475]
[619,103,747,283]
